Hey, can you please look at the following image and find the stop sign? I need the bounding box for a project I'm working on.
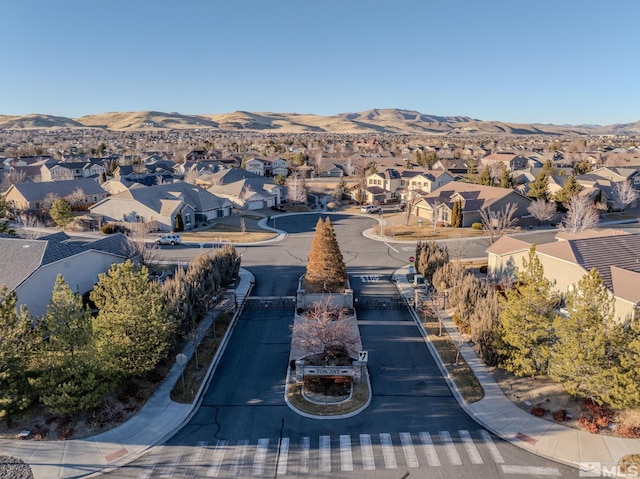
[409,256,415,263]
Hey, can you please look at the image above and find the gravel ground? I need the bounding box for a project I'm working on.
[0,456,33,479]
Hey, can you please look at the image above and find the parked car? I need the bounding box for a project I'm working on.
[156,233,182,245]
[270,205,287,212]
[360,205,382,214]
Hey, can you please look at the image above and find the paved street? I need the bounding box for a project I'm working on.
[99,213,580,478]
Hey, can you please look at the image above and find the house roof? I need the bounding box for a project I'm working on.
[0,232,132,293]
[486,236,533,256]
[7,178,106,202]
[419,181,526,211]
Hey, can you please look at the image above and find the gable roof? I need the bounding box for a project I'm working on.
[420,181,526,211]
[0,233,132,293]
[7,178,106,201]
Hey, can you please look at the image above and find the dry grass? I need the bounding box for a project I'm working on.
[170,311,233,403]
[181,230,277,243]
[287,382,369,416]
[420,314,484,404]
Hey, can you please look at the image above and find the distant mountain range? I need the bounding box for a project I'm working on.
[0,109,639,135]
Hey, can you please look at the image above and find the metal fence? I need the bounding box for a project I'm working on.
[354,294,408,310]
[243,296,296,311]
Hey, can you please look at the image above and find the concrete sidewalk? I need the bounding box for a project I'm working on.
[394,265,640,477]
[0,268,254,479]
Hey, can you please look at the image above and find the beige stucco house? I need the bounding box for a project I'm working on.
[487,229,640,322]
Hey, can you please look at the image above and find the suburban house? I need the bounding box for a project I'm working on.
[0,232,136,317]
[204,168,282,210]
[486,229,640,322]
[244,157,288,177]
[89,182,232,231]
[479,152,529,172]
[364,168,454,204]
[3,178,108,211]
[589,166,640,191]
[414,181,532,227]
[40,160,107,181]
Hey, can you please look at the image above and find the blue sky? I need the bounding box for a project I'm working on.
[1,0,638,125]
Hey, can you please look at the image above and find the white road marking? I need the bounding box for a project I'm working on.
[252,438,269,475]
[359,434,376,470]
[480,430,505,464]
[379,433,398,469]
[459,430,483,464]
[439,430,462,465]
[158,446,184,478]
[276,437,289,475]
[299,437,310,474]
[137,446,165,479]
[229,440,249,476]
[340,435,354,471]
[419,432,441,467]
[501,465,562,476]
[206,440,227,477]
[399,432,419,468]
[319,435,331,472]
[385,242,399,253]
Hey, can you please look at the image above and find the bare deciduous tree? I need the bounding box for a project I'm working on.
[127,222,160,265]
[403,189,422,226]
[286,174,307,204]
[291,299,359,360]
[562,194,599,233]
[65,188,85,209]
[41,192,60,212]
[527,198,557,225]
[182,166,198,185]
[1,169,26,191]
[479,203,518,244]
[612,180,638,212]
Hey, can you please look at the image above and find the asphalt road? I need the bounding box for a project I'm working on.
[109,213,579,478]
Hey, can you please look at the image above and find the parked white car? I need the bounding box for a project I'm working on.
[156,233,182,245]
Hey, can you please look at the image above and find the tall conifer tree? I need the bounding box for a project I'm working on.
[306,217,347,291]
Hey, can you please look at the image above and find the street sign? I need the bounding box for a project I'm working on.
[409,256,415,263]
[358,351,369,362]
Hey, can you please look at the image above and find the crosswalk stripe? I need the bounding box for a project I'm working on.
[359,434,376,470]
[439,430,462,466]
[501,465,561,476]
[276,437,289,475]
[419,432,441,467]
[459,430,483,464]
[340,435,354,471]
[379,433,398,469]
[299,437,310,474]
[480,430,505,464]
[399,432,419,468]
[158,446,184,478]
[229,440,249,476]
[137,446,165,479]
[252,438,269,475]
[319,435,331,472]
[206,440,227,477]
[193,441,208,463]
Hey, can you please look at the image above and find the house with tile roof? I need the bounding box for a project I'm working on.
[0,232,135,317]
[480,152,529,172]
[486,229,640,322]
[89,182,232,231]
[244,157,288,177]
[364,168,454,204]
[414,181,532,227]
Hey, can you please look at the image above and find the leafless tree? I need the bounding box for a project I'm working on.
[65,188,86,209]
[182,166,198,185]
[403,189,423,226]
[286,174,307,204]
[1,169,26,191]
[479,203,518,244]
[561,194,599,233]
[312,149,323,176]
[447,237,470,261]
[291,299,359,360]
[612,180,638,212]
[527,198,557,225]
[56,168,75,181]
[126,222,161,265]
[41,192,59,212]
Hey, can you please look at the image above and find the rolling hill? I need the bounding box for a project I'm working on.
[0,108,638,135]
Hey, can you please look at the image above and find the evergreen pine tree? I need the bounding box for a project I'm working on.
[451,199,463,227]
[49,198,73,228]
[499,167,513,189]
[528,172,550,201]
[550,268,614,401]
[554,174,583,205]
[305,217,347,291]
[478,166,492,186]
[498,246,559,376]
[415,241,449,284]
[174,209,185,232]
[466,158,478,183]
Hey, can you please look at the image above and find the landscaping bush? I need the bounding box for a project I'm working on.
[530,406,546,417]
[100,223,119,234]
[471,222,483,230]
[578,416,599,433]
[552,409,569,422]
[617,423,640,439]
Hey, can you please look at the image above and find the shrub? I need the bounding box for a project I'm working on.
[552,409,569,422]
[530,406,546,417]
[471,222,483,230]
[617,423,640,439]
[100,222,119,234]
[578,416,599,434]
